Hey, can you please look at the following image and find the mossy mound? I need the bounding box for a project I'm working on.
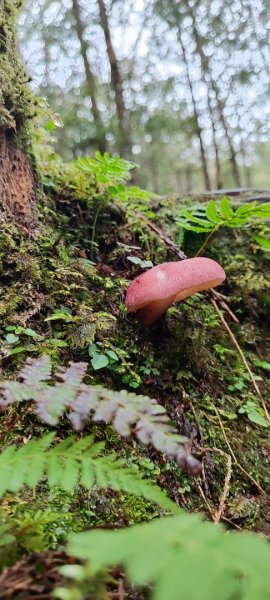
[0,156,269,575]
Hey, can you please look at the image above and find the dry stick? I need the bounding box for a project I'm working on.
[211,298,270,424]
[182,387,232,522]
[118,579,125,600]
[137,212,187,260]
[213,453,232,524]
[195,480,215,520]
[182,387,211,495]
[214,407,267,498]
[222,516,242,530]
[198,446,233,524]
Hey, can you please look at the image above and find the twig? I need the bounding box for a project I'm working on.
[211,299,270,424]
[219,299,239,323]
[183,386,232,521]
[222,516,242,530]
[213,453,232,524]
[195,480,215,520]
[211,289,239,323]
[181,386,210,496]
[213,408,267,497]
[136,212,186,259]
[183,389,204,444]
[198,446,232,523]
[118,579,125,600]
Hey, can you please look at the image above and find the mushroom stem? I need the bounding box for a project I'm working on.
[137,295,176,327]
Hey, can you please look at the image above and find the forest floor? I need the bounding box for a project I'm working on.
[0,156,269,597]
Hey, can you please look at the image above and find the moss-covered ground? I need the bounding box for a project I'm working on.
[0,147,269,595]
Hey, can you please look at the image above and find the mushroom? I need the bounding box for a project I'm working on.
[125,257,226,326]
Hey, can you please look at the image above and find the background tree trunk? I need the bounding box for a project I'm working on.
[0,0,37,225]
[176,24,211,190]
[185,2,242,187]
[71,0,107,153]
[97,0,131,156]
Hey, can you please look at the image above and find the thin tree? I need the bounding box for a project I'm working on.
[176,25,211,190]
[71,0,106,152]
[206,95,222,189]
[153,0,211,189]
[185,0,242,187]
[97,0,131,156]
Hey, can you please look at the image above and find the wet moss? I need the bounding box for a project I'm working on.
[0,0,37,134]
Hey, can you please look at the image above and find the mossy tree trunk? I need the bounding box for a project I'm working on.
[0,0,37,226]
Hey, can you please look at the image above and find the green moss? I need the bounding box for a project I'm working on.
[0,0,37,134]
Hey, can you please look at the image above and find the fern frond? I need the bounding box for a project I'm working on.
[0,355,52,406]
[20,355,52,386]
[0,357,201,475]
[0,435,180,514]
[76,152,137,184]
[176,197,270,235]
[0,433,54,495]
[69,514,270,600]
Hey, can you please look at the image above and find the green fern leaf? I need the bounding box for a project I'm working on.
[20,355,52,386]
[206,199,220,223]
[182,210,212,228]
[176,198,270,242]
[220,197,234,220]
[0,357,200,474]
[253,236,270,251]
[68,514,270,600]
[0,433,54,495]
[0,435,179,514]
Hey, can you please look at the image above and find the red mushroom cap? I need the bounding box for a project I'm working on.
[125,257,226,326]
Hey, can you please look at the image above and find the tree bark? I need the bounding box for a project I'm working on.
[71,0,106,153]
[97,0,131,156]
[0,0,37,225]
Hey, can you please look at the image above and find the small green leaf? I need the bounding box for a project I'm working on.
[91,354,109,370]
[108,185,118,195]
[45,312,74,322]
[253,236,270,251]
[177,222,213,233]
[220,197,234,220]
[0,525,15,546]
[254,360,270,371]
[127,256,153,269]
[88,343,99,357]
[7,346,27,356]
[45,119,57,132]
[206,200,220,223]
[5,333,19,344]
[182,211,211,227]
[247,411,269,428]
[48,339,68,347]
[24,328,44,340]
[106,350,119,361]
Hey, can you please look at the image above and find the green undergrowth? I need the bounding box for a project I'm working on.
[0,147,270,594]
